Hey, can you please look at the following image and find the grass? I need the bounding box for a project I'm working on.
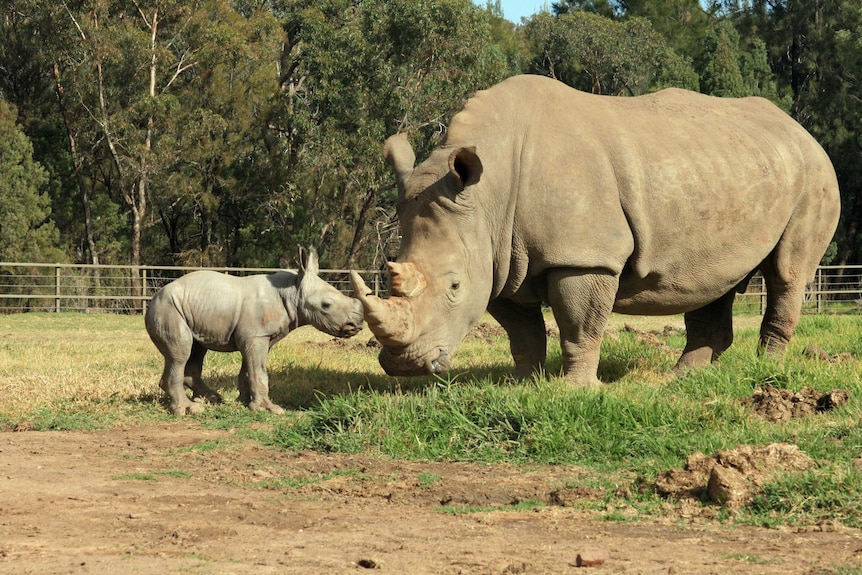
[111,470,190,481]
[1,309,861,529]
[436,499,546,515]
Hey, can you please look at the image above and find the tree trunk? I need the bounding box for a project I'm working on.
[128,8,158,305]
[52,62,99,267]
[344,186,378,269]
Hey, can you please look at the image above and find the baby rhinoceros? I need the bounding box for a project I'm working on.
[145,247,364,415]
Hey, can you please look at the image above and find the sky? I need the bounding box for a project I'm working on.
[473,1,549,24]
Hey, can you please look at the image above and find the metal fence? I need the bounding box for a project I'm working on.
[735,265,862,315]
[0,262,861,315]
[0,262,386,314]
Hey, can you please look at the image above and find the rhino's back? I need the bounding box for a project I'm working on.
[151,271,283,350]
[445,75,839,311]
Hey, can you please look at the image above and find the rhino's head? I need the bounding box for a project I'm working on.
[297,247,364,338]
[350,133,493,376]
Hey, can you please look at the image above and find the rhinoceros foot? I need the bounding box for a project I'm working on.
[249,398,285,415]
[171,400,207,416]
[190,386,223,405]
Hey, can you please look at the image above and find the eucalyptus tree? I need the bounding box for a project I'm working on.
[30,0,286,272]
[271,0,511,268]
[524,10,698,95]
[741,0,862,264]
[144,3,283,266]
[28,0,208,278]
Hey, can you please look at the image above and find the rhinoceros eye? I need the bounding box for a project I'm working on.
[451,280,460,291]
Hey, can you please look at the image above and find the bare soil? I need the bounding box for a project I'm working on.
[2,423,862,575]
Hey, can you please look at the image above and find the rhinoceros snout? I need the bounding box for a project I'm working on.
[337,319,364,338]
[379,346,450,377]
[427,349,450,374]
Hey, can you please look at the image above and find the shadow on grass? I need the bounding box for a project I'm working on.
[266,358,651,411]
[538,354,643,385]
[141,364,518,412]
[266,363,523,410]
[142,339,657,413]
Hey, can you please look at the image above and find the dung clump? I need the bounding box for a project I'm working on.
[655,443,813,510]
[744,384,850,423]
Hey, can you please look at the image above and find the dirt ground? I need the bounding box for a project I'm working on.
[2,423,861,575]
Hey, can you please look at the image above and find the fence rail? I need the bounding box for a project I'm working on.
[1,262,861,315]
[0,262,386,314]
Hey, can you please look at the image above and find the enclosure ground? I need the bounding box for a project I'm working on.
[1,422,860,574]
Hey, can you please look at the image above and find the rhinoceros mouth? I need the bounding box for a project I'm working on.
[335,321,364,338]
[315,316,364,339]
[379,347,450,377]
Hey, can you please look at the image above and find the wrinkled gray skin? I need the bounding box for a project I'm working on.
[352,75,841,386]
[146,247,363,415]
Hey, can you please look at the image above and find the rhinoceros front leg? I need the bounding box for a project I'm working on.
[546,269,619,387]
[487,299,547,380]
[238,339,285,415]
[676,290,735,371]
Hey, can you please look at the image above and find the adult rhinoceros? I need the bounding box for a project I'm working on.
[147,247,363,415]
[350,74,840,386]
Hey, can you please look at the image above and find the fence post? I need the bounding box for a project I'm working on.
[759,275,765,315]
[142,268,147,315]
[816,267,823,313]
[55,265,61,313]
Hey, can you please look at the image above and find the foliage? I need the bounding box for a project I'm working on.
[0,100,65,262]
[0,0,860,267]
[735,0,862,264]
[272,0,512,267]
[524,11,698,95]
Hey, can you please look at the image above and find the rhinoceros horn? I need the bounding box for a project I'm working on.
[350,271,415,346]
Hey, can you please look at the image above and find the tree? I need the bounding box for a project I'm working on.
[144,2,284,267]
[698,20,780,101]
[481,0,531,72]
[524,11,698,95]
[553,0,619,19]
[624,0,710,60]
[700,21,746,96]
[743,1,862,264]
[0,100,64,262]
[270,0,510,268]
[43,1,180,272]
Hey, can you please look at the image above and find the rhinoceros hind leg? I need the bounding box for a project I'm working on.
[487,299,547,380]
[239,341,285,415]
[546,268,619,387]
[758,264,806,356]
[160,359,205,416]
[154,326,205,416]
[185,343,222,404]
[675,290,736,371]
[236,368,251,406]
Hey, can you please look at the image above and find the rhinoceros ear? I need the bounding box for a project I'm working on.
[448,146,483,191]
[383,133,416,195]
[299,246,319,276]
